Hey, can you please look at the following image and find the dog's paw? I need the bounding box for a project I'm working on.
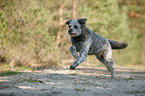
[70,65,76,70]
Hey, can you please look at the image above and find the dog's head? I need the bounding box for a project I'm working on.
[65,18,87,37]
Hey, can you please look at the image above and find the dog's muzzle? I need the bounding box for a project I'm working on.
[68,29,77,36]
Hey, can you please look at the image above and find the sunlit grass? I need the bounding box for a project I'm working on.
[0,63,33,72]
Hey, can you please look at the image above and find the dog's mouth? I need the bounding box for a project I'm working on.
[69,33,78,37]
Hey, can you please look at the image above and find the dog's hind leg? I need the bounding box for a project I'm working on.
[95,52,116,78]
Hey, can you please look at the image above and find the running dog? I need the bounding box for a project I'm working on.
[66,18,128,78]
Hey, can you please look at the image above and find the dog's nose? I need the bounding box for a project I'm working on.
[68,29,73,33]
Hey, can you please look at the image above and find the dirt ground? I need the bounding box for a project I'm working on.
[0,65,145,96]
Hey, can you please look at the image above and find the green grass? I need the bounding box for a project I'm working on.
[0,71,22,77]
[69,73,80,76]
[126,91,145,94]
[0,64,33,72]
[75,88,86,91]
[19,66,33,71]
[0,64,34,77]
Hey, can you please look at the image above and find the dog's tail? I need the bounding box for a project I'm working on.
[108,40,128,50]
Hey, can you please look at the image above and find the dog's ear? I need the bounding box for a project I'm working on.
[78,18,87,24]
[65,19,72,25]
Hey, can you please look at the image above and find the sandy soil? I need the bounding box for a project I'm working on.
[0,66,145,96]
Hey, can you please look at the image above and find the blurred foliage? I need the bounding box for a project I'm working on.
[117,0,145,65]
[0,0,144,68]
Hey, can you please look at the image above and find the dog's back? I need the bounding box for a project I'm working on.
[83,28,109,55]
[78,28,128,55]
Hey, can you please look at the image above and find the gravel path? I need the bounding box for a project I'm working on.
[0,66,145,96]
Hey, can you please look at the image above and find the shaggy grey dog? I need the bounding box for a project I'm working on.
[66,18,128,78]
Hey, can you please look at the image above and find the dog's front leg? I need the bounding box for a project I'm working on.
[69,46,78,59]
[70,38,92,70]
[70,49,88,70]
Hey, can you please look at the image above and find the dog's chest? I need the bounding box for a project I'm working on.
[71,37,85,52]
[74,41,84,52]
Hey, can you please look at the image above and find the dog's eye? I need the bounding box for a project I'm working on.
[74,25,78,29]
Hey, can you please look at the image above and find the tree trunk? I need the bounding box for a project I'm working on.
[56,0,63,49]
[72,0,76,19]
[142,52,145,65]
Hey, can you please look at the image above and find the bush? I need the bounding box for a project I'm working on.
[0,0,143,68]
